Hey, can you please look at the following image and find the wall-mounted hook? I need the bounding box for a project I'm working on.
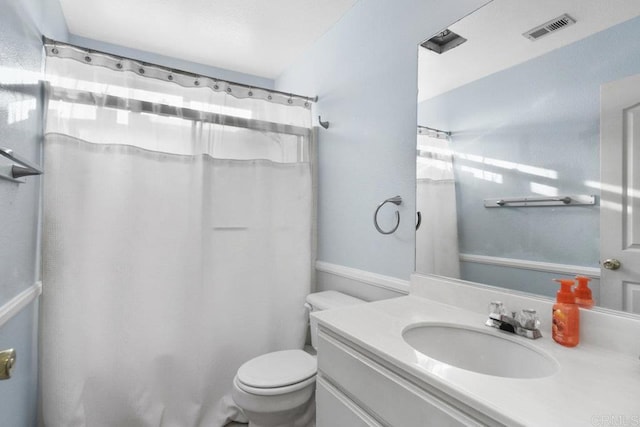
[318,116,330,129]
[374,196,402,235]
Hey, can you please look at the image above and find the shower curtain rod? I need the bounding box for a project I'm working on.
[42,37,318,108]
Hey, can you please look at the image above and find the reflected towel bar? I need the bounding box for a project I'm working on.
[484,195,596,208]
[417,125,451,140]
[0,148,43,184]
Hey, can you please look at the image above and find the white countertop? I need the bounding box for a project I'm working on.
[313,294,640,427]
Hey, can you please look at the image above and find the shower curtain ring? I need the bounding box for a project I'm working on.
[374,196,402,235]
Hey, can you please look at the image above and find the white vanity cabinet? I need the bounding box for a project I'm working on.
[316,327,503,427]
[312,280,640,427]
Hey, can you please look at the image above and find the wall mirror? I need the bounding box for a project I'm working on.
[416,0,640,313]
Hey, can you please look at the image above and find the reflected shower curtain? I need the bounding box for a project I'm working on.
[41,56,312,426]
[416,132,460,277]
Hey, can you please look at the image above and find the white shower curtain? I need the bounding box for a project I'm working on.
[41,56,313,426]
[416,132,460,278]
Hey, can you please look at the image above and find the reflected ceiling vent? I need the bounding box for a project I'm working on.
[523,14,576,41]
[421,29,467,54]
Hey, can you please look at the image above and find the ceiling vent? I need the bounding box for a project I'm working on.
[421,29,467,54]
[523,14,576,41]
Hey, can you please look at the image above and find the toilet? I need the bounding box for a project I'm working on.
[231,291,366,427]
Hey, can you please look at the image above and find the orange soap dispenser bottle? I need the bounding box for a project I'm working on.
[552,279,580,347]
[574,275,594,309]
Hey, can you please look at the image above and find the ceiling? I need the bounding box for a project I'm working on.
[57,0,358,80]
[418,0,640,102]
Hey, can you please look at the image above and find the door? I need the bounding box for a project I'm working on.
[600,73,640,313]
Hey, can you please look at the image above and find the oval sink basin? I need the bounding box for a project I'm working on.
[402,323,558,379]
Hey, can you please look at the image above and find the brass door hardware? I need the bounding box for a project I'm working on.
[0,349,16,380]
[602,259,621,270]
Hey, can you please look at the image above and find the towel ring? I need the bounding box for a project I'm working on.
[374,196,402,235]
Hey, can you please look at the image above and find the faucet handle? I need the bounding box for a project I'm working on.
[516,309,540,330]
[488,301,506,319]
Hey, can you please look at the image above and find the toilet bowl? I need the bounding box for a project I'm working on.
[231,291,365,427]
[232,349,317,427]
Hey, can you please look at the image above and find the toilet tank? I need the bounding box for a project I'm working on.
[305,291,366,350]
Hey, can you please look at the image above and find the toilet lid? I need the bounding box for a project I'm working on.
[237,350,317,389]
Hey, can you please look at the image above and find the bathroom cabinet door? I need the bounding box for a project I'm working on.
[316,329,496,427]
[316,376,382,427]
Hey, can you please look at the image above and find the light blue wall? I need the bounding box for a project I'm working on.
[276,0,490,280]
[0,301,39,427]
[68,35,275,89]
[0,0,58,306]
[17,0,69,42]
[0,0,67,425]
[419,17,640,295]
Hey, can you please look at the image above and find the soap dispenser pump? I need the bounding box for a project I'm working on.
[574,275,594,309]
[552,278,579,347]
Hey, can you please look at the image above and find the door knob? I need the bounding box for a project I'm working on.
[0,349,16,380]
[602,259,621,270]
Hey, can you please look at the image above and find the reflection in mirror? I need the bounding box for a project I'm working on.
[416,127,460,278]
[416,0,640,313]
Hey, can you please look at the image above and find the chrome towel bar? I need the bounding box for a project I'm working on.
[0,148,43,184]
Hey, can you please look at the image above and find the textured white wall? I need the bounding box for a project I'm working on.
[276,0,490,280]
[0,0,67,424]
[0,0,62,305]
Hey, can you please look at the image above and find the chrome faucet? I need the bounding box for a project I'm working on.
[485,301,542,339]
